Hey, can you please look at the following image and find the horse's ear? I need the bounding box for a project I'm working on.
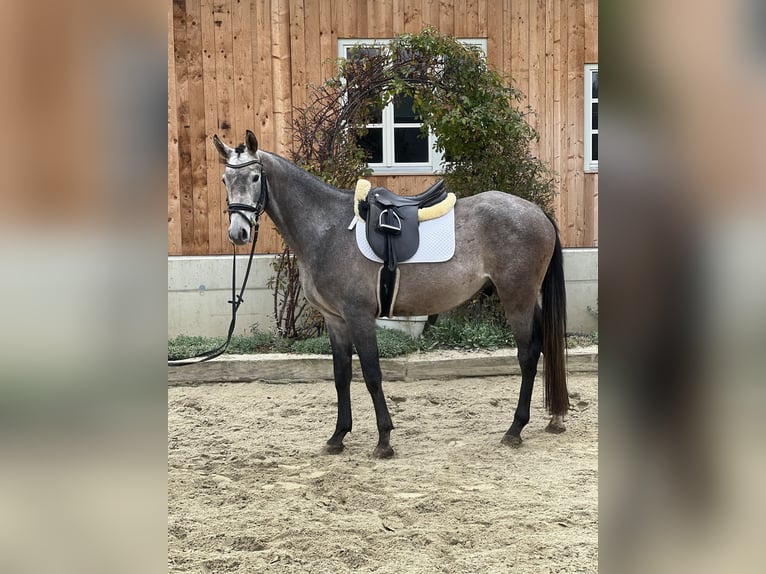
[213,134,231,160]
[245,130,259,155]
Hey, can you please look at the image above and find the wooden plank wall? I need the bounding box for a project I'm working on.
[169,0,598,254]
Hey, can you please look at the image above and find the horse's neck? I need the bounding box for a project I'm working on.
[262,153,343,259]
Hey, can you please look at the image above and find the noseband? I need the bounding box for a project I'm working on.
[225,158,269,227]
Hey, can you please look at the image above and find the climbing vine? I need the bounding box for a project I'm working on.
[273,27,555,338]
[292,26,555,209]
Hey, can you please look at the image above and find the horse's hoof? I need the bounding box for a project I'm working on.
[372,445,395,459]
[545,421,566,434]
[501,434,523,448]
[322,442,345,455]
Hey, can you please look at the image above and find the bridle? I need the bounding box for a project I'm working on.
[225,158,270,226]
[168,156,270,367]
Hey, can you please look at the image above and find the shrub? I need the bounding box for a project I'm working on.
[420,315,515,352]
[290,335,333,355]
[168,335,225,360]
[375,327,419,358]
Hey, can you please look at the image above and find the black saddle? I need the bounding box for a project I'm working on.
[358,179,447,268]
[357,179,448,317]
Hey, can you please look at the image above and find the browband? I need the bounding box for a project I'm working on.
[225,159,262,169]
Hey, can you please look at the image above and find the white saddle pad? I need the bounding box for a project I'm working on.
[353,208,456,264]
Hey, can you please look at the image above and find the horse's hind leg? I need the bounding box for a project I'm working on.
[501,302,543,448]
[323,317,353,454]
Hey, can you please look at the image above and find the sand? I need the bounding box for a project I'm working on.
[168,372,597,573]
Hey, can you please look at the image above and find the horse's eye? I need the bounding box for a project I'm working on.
[252,174,260,183]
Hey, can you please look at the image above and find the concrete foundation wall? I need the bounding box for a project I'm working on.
[168,248,597,338]
[562,248,599,333]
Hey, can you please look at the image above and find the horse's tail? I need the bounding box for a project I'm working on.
[541,215,569,415]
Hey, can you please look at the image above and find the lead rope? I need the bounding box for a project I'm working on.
[167,224,260,366]
[168,172,268,367]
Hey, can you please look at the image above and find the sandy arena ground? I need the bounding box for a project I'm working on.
[168,371,597,573]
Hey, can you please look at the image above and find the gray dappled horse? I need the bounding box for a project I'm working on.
[214,130,568,458]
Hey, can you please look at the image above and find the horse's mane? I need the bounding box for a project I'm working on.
[263,151,354,196]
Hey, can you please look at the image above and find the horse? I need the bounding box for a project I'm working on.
[213,130,568,458]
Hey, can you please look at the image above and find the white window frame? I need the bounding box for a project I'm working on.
[338,38,487,175]
[584,64,598,173]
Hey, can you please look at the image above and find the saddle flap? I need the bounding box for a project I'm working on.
[365,202,420,264]
[366,203,420,262]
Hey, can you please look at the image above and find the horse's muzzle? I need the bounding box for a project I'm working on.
[228,219,251,245]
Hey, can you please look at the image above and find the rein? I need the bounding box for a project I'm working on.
[168,160,269,367]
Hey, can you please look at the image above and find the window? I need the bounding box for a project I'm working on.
[338,38,487,175]
[584,64,598,172]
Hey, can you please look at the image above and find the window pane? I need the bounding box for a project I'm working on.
[592,71,598,99]
[359,128,383,163]
[592,102,598,130]
[394,128,429,163]
[393,94,421,123]
[591,133,598,161]
[346,46,381,60]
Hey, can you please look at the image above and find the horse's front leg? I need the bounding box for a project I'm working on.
[350,320,395,459]
[323,318,353,454]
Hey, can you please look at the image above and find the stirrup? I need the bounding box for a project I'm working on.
[377,209,402,233]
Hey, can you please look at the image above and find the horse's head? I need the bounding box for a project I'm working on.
[213,130,267,246]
